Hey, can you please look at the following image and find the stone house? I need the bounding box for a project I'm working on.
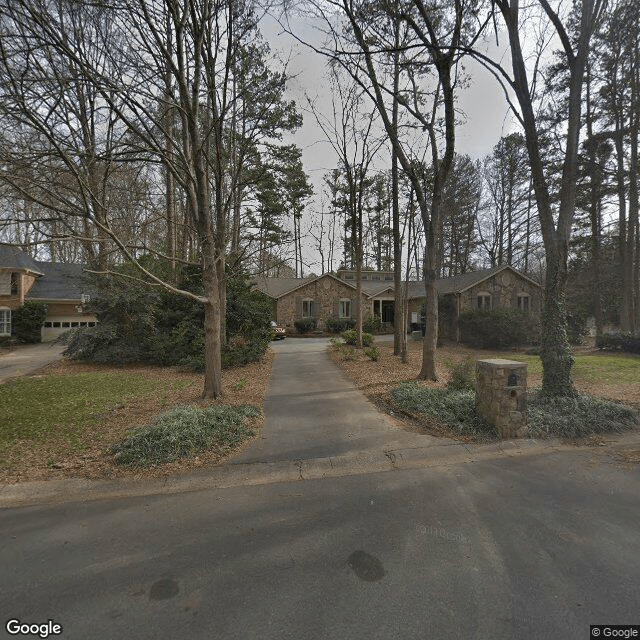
[0,245,97,341]
[253,265,542,338]
[252,273,370,331]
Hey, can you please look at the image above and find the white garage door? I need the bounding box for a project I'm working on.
[41,316,98,342]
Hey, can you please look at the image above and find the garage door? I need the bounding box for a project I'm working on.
[41,316,98,342]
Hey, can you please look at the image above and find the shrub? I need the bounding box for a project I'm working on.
[325,316,355,333]
[341,346,357,361]
[458,309,539,348]
[391,382,639,442]
[446,357,476,391]
[527,392,639,439]
[111,404,259,466]
[11,301,48,343]
[294,317,317,333]
[364,346,380,361]
[363,315,382,334]
[63,324,148,364]
[342,329,374,346]
[64,262,272,369]
[391,383,496,439]
[596,331,640,354]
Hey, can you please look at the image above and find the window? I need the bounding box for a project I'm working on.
[302,299,313,318]
[0,308,10,335]
[10,273,18,296]
[517,293,530,312]
[81,293,91,303]
[339,299,351,318]
[477,292,492,310]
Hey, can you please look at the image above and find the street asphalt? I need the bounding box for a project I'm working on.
[1,336,639,639]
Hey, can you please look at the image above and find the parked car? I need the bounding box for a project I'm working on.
[270,320,286,340]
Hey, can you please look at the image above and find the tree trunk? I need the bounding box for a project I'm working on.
[392,18,403,356]
[202,242,223,399]
[418,258,438,380]
[540,251,575,396]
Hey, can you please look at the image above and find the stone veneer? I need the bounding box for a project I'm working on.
[276,274,370,330]
[475,358,528,439]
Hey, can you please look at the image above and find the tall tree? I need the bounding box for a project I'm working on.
[487,0,607,395]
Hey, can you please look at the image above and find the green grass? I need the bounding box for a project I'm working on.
[111,405,260,466]
[0,373,185,454]
[499,353,640,384]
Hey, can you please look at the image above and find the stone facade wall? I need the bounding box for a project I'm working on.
[277,275,370,330]
[459,271,541,313]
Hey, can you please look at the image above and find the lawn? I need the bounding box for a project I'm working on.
[1,372,188,455]
[329,339,640,427]
[498,352,640,385]
[0,351,273,483]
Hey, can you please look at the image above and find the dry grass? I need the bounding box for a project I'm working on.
[0,349,273,484]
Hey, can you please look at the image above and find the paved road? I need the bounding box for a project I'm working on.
[0,342,65,383]
[1,449,639,640]
[1,337,639,639]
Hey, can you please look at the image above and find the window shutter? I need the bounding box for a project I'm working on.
[295,296,302,317]
[0,272,10,296]
[335,299,341,318]
[312,300,319,318]
[350,298,354,318]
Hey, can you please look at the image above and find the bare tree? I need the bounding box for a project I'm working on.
[485,0,607,395]
[0,0,298,398]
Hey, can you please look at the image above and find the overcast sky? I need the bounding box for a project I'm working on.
[261,14,517,273]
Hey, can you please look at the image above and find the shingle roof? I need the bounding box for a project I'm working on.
[28,262,89,300]
[0,244,45,275]
[254,265,540,300]
[252,273,357,299]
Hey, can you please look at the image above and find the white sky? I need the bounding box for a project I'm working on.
[261,14,518,273]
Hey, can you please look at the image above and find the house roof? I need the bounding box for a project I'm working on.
[434,265,541,295]
[0,244,45,275]
[28,262,89,300]
[252,273,357,299]
[254,265,541,301]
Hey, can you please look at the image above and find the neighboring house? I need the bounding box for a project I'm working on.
[253,265,542,339]
[0,245,97,341]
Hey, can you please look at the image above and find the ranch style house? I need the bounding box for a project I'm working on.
[252,265,542,340]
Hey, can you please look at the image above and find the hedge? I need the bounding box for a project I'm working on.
[458,309,539,348]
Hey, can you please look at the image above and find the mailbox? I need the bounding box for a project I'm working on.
[476,359,528,439]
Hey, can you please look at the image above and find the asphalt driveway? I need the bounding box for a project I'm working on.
[0,342,65,383]
[230,336,436,464]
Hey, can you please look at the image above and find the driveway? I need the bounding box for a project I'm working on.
[230,336,437,464]
[0,342,65,383]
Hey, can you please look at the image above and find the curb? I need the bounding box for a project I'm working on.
[0,437,566,508]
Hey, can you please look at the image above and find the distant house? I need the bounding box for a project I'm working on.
[0,245,97,341]
[253,265,542,339]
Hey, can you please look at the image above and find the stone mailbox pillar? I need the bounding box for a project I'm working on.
[475,359,528,439]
